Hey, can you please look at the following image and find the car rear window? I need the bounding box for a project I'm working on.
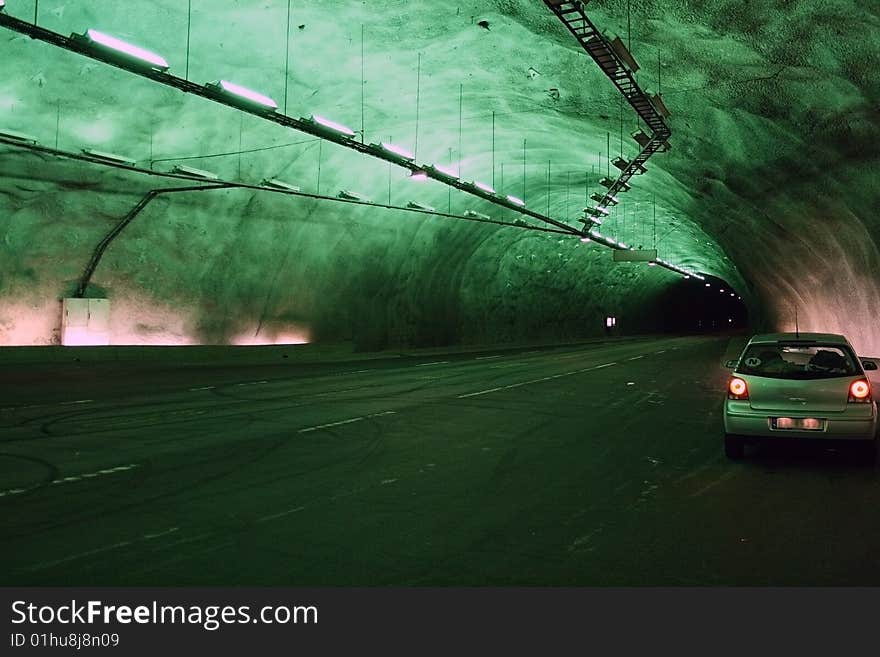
[737,343,860,380]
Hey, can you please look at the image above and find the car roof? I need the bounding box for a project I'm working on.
[748,332,850,345]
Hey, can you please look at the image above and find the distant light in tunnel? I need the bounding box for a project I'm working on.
[648,261,656,266]
[506,195,526,207]
[78,29,170,71]
[261,178,301,192]
[308,115,356,137]
[720,289,725,293]
[705,283,711,287]
[473,180,496,195]
[579,236,591,243]
[209,80,278,110]
[379,142,415,161]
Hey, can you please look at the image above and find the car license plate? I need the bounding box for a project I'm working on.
[772,417,825,431]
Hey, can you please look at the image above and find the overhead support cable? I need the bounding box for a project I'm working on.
[0,12,577,235]
[0,9,698,280]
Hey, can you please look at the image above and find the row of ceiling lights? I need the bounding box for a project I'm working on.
[0,3,708,282]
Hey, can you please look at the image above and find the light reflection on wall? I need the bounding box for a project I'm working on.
[229,325,311,346]
[0,300,61,345]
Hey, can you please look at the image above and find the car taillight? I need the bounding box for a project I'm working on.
[849,379,872,403]
[728,377,749,400]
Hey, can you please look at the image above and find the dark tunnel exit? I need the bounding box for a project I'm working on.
[652,275,749,333]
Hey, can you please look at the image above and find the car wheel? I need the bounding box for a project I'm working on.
[724,434,745,459]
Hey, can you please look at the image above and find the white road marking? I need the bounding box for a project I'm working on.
[459,362,620,398]
[235,381,269,387]
[21,525,179,573]
[189,386,216,391]
[475,355,502,360]
[1,404,47,412]
[417,361,449,367]
[298,411,396,434]
[256,505,306,523]
[299,417,363,433]
[381,478,398,485]
[656,350,667,354]
[143,527,180,540]
[627,355,644,361]
[0,464,141,498]
[59,399,93,406]
[689,469,738,498]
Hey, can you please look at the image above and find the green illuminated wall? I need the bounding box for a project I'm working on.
[0,1,877,353]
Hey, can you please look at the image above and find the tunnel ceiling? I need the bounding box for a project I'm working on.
[0,1,878,353]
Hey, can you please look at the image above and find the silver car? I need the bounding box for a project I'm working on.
[723,333,878,460]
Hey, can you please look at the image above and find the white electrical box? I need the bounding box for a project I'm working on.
[61,298,111,346]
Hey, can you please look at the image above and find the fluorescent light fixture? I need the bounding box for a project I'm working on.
[585,206,610,217]
[648,261,656,266]
[590,192,619,206]
[463,210,491,220]
[78,29,169,71]
[705,283,711,287]
[0,128,38,145]
[429,164,459,180]
[579,236,591,243]
[0,1,6,12]
[407,201,435,212]
[261,178,301,192]
[81,148,136,166]
[472,180,496,195]
[209,80,278,110]
[506,195,525,207]
[308,115,355,137]
[171,164,219,180]
[338,189,371,202]
[379,142,415,161]
[410,170,428,182]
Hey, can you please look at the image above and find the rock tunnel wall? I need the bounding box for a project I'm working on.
[0,0,877,353]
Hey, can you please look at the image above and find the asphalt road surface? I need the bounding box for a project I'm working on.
[2,335,879,585]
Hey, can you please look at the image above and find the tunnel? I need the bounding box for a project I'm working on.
[0,0,878,586]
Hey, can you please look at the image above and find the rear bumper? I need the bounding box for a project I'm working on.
[724,402,877,441]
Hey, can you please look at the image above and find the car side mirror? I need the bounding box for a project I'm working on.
[862,359,878,371]
[724,360,737,369]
